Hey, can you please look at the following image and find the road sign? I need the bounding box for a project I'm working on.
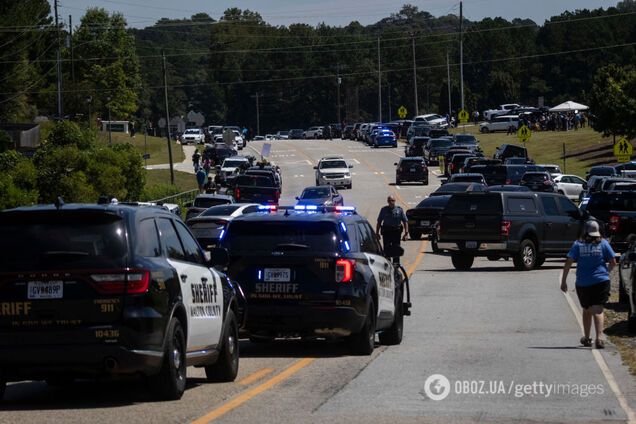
[517,125,532,143]
[261,143,271,158]
[614,137,633,163]
[397,106,408,119]
[458,109,469,124]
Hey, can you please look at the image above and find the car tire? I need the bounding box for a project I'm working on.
[348,298,375,355]
[619,271,629,304]
[513,239,537,271]
[430,232,441,253]
[409,230,421,240]
[0,379,5,401]
[558,190,565,195]
[347,184,352,190]
[379,288,403,346]
[481,127,489,133]
[150,318,187,400]
[205,310,239,382]
[451,253,474,270]
[396,179,401,185]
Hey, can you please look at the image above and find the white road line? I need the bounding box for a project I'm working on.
[380,172,385,175]
[395,186,401,190]
[559,270,636,423]
[350,159,361,164]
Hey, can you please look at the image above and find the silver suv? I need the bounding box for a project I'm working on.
[314,156,353,189]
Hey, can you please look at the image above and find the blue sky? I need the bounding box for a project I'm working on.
[56,0,621,28]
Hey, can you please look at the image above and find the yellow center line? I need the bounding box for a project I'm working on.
[191,358,314,424]
[237,367,275,386]
[407,239,427,277]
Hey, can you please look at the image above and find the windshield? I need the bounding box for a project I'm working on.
[222,221,339,253]
[301,188,331,199]
[425,115,441,121]
[201,205,242,216]
[320,160,347,169]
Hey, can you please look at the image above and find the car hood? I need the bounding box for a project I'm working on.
[319,168,349,174]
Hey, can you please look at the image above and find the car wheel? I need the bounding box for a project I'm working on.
[378,287,403,345]
[619,271,629,304]
[205,310,239,382]
[396,179,401,185]
[558,190,565,195]
[481,127,489,134]
[348,298,375,355]
[451,253,474,270]
[409,230,421,240]
[150,318,187,400]
[513,239,537,271]
[0,379,5,401]
[423,179,428,186]
[430,232,441,253]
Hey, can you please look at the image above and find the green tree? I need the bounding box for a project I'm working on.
[588,64,636,140]
[0,150,39,209]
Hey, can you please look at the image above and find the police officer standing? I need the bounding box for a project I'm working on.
[376,195,408,262]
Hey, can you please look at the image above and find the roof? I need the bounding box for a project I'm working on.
[1,202,174,219]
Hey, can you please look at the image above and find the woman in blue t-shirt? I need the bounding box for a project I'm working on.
[561,220,616,349]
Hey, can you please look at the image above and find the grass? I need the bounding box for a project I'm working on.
[97,131,185,165]
[450,125,615,178]
[144,169,198,193]
[604,290,636,376]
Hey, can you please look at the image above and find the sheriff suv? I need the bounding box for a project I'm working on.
[0,202,242,401]
[219,206,410,355]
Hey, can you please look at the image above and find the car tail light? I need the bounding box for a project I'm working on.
[543,180,552,185]
[501,220,511,236]
[90,269,150,294]
[505,179,512,185]
[609,215,621,233]
[214,219,228,225]
[234,188,240,200]
[336,259,355,283]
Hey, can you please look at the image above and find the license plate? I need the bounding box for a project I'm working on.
[420,220,430,226]
[264,268,291,282]
[465,241,478,249]
[28,281,63,299]
[410,168,416,172]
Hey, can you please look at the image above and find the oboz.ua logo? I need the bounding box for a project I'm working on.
[424,374,451,401]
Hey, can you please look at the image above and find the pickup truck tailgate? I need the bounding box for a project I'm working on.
[440,193,503,240]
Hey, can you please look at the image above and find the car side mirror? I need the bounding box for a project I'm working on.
[313,166,318,170]
[207,247,229,268]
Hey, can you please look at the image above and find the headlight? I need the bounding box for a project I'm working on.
[344,172,351,177]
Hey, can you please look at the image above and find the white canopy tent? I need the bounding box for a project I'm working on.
[549,101,589,112]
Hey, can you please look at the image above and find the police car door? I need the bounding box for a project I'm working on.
[357,222,395,317]
[157,218,222,351]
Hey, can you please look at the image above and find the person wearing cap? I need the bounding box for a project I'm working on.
[376,195,408,263]
[561,220,616,349]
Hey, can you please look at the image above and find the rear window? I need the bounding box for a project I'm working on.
[416,196,450,208]
[201,205,241,216]
[222,221,339,253]
[588,194,636,211]
[0,213,127,271]
[452,175,483,183]
[194,197,232,208]
[523,173,549,182]
[506,197,538,213]
[235,176,274,187]
[445,195,502,214]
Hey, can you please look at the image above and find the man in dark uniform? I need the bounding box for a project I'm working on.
[376,195,409,263]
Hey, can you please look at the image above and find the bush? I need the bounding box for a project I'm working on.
[140,183,181,202]
[45,120,93,149]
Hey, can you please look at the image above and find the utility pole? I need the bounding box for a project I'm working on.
[251,93,260,136]
[388,82,392,121]
[54,0,62,119]
[69,15,75,84]
[162,50,174,185]
[336,65,342,125]
[106,96,112,145]
[411,34,419,116]
[447,50,452,117]
[459,1,465,111]
[377,34,382,123]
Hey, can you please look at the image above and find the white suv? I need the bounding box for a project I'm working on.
[182,128,204,145]
[479,115,520,133]
[413,114,449,129]
[304,126,324,139]
[314,156,353,189]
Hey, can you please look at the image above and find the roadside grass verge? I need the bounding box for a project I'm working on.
[97,132,185,165]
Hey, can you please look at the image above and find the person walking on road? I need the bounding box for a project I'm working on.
[561,220,616,349]
[376,195,408,263]
[192,149,201,172]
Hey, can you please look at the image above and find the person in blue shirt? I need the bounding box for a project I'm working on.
[561,220,616,349]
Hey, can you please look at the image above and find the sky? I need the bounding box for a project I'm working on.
[55,0,621,28]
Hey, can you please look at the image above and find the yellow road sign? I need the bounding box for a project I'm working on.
[397,106,408,119]
[458,109,469,124]
[614,137,633,163]
[517,125,532,143]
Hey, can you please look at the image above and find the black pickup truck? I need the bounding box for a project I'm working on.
[231,174,280,205]
[437,191,586,271]
[586,191,636,252]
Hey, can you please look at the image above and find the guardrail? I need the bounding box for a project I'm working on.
[151,189,199,206]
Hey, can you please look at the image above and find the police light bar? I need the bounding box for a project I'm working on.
[258,205,278,211]
[264,206,357,214]
[335,206,355,212]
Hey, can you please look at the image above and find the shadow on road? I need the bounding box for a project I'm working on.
[425,265,564,273]
[238,338,364,359]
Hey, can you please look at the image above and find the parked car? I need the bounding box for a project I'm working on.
[539,164,563,178]
[519,172,556,192]
[342,125,354,140]
[586,165,618,179]
[275,130,289,140]
[586,191,636,252]
[187,203,261,249]
[554,174,587,200]
[181,128,204,145]
[479,115,520,133]
[304,126,324,139]
[449,173,487,185]
[288,129,304,139]
[185,194,235,221]
[425,138,454,164]
[395,157,428,185]
[406,195,452,252]
[413,114,449,129]
[405,136,430,157]
[618,242,636,331]
[493,144,528,161]
[438,191,586,270]
[430,182,488,196]
[295,185,344,207]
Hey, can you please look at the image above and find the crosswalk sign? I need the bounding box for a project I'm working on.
[517,125,532,143]
[397,106,408,119]
[458,109,469,124]
[614,137,633,163]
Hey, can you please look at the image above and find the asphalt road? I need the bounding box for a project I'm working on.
[3,138,636,423]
